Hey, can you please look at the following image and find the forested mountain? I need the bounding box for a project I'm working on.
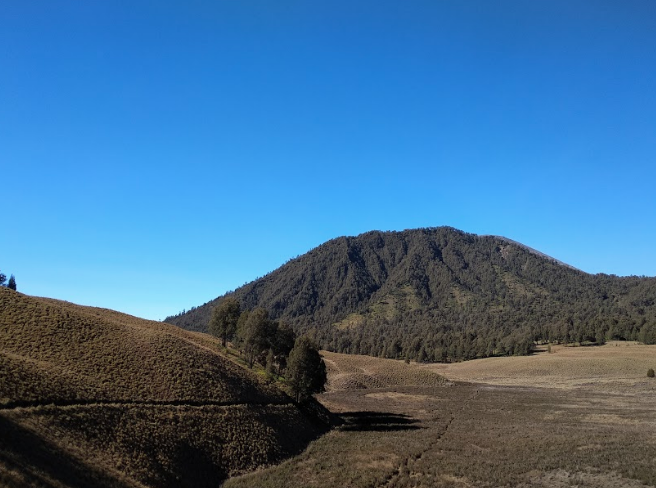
[166,227,656,362]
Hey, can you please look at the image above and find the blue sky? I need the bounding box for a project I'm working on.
[2,1,655,320]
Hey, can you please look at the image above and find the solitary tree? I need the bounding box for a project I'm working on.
[286,336,327,403]
[209,298,241,347]
[7,275,16,291]
[0,271,6,286]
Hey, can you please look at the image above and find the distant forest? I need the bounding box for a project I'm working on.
[166,227,656,362]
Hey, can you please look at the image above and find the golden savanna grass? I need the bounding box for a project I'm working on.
[0,288,327,488]
[426,341,656,392]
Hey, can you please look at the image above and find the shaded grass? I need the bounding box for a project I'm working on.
[2,403,326,488]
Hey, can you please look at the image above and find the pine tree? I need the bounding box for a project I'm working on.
[7,275,16,291]
[0,271,6,286]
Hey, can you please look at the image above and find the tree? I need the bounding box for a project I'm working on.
[238,308,273,368]
[7,275,16,291]
[0,271,6,287]
[286,336,327,403]
[271,321,296,374]
[209,298,240,347]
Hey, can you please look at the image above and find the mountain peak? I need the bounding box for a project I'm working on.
[167,227,656,361]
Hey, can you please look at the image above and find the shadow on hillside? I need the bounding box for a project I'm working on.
[0,414,128,488]
[337,411,421,432]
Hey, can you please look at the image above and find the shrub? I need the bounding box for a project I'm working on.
[648,368,655,378]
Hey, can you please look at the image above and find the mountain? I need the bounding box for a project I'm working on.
[0,287,329,488]
[166,227,656,362]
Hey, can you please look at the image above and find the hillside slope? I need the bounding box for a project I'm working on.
[166,227,656,362]
[0,287,329,488]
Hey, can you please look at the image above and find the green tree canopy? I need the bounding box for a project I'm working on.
[286,336,327,403]
[238,308,274,368]
[209,298,241,346]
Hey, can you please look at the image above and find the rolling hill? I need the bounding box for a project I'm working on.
[0,287,329,488]
[166,227,656,362]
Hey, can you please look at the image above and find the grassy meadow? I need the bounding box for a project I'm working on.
[227,345,656,488]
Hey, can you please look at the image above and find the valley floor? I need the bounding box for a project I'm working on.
[226,343,656,488]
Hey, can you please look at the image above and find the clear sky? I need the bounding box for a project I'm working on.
[2,1,655,321]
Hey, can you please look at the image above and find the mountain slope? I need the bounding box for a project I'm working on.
[0,287,329,488]
[166,227,656,361]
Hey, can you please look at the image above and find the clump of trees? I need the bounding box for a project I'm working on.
[208,299,326,402]
[0,270,16,291]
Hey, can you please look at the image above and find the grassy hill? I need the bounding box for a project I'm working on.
[0,287,329,488]
[166,227,656,362]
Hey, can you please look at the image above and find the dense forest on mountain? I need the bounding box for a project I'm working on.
[166,227,656,362]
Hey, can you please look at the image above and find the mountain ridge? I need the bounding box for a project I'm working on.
[166,227,656,362]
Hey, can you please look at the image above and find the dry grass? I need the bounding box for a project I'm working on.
[4,285,655,487]
[0,288,286,404]
[0,288,328,487]
[226,348,656,488]
[425,341,656,393]
[2,403,323,487]
[322,351,448,391]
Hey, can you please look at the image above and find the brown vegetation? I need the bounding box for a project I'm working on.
[425,341,656,393]
[322,351,448,391]
[0,288,329,487]
[226,347,656,488]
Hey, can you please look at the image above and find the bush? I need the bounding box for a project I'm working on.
[648,368,655,378]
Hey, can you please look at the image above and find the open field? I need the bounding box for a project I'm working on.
[425,342,656,393]
[227,345,656,488]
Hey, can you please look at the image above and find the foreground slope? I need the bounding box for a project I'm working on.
[0,287,328,488]
[167,227,656,361]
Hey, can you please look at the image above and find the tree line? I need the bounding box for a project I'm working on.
[209,298,326,403]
